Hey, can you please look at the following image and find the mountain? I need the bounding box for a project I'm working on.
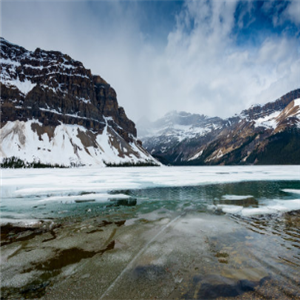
[0,38,158,167]
[137,89,300,165]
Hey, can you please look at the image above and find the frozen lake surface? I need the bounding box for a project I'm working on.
[1,166,300,299]
[1,165,300,223]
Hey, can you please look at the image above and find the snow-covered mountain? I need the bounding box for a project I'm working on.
[0,38,158,167]
[137,89,300,165]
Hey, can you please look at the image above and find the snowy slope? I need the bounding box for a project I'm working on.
[0,119,157,167]
[252,98,300,129]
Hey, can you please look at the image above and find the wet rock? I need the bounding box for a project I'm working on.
[132,265,168,281]
[183,274,269,299]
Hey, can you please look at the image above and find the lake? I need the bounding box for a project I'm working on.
[1,166,300,299]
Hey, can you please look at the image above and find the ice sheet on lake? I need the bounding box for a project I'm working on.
[282,189,300,195]
[1,166,300,223]
[38,193,130,203]
[211,199,300,216]
[222,195,253,200]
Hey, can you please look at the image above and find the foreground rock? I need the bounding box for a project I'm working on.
[1,211,299,300]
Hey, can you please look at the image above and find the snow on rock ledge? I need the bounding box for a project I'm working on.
[0,120,159,167]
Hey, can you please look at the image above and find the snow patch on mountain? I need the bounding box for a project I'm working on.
[0,120,157,167]
[294,98,300,107]
[188,150,203,161]
[1,78,36,95]
[253,98,300,129]
[0,58,21,67]
[254,111,281,129]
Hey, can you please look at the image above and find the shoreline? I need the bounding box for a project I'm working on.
[1,210,300,299]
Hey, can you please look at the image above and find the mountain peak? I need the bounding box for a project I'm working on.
[0,38,158,167]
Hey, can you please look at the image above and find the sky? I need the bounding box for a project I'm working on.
[1,0,300,122]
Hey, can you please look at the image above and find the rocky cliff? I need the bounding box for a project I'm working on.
[138,89,300,165]
[0,38,158,167]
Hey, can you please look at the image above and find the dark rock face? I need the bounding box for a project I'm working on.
[0,38,136,142]
[138,89,300,165]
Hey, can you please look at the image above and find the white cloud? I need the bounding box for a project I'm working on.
[284,1,300,25]
[1,0,300,123]
[147,0,300,118]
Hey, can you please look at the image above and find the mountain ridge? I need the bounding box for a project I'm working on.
[137,89,300,165]
[0,38,158,167]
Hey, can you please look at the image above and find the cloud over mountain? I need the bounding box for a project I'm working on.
[2,0,300,121]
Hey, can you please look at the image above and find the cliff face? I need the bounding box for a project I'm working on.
[138,89,300,165]
[1,38,135,138]
[0,38,158,167]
